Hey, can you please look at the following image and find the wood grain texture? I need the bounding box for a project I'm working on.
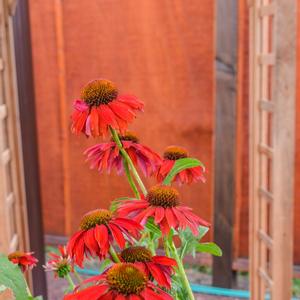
[29,0,215,239]
[13,0,47,297]
[271,1,296,298]
[213,0,237,288]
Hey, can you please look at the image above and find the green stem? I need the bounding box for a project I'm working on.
[148,234,156,256]
[66,273,76,290]
[169,240,195,300]
[123,159,140,198]
[73,269,83,283]
[109,127,147,196]
[25,282,32,297]
[109,246,121,263]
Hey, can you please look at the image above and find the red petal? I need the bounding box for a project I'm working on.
[108,100,135,121]
[94,224,109,255]
[83,228,99,255]
[154,207,165,224]
[147,262,170,288]
[152,256,177,266]
[165,208,177,228]
[108,223,126,248]
[89,108,100,136]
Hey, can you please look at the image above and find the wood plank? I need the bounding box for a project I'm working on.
[12,0,47,297]
[213,0,237,288]
[259,3,276,18]
[259,99,274,112]
[248,0,262,298]
[0,104,7,119]
[271,1,296,299]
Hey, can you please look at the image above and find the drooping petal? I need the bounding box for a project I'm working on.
[152,256,177,266]
[108,223,126,249]
[154,207,165,224]
[146,262,170,288]
[94,224,109,255]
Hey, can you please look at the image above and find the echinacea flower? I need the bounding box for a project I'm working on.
[44,245,73,278]
[85,131,161,177]
[67,209,143,267]
[118,185,210,235]
[64,263,172,300]
[71,79,144,137]
[120,246,176,289]
[157,146,206,185]
[8,251,38,272]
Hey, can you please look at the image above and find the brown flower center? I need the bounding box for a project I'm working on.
[163,146,188,160]
[80,209,112,230]
[119,131,139,143]
[8,251,24,260]
[120,246,152,263]
[80,79,118,106]
[107,263,147,295]
[147,185,180,208]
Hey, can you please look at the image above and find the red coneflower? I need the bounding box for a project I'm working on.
[44,245,73,278]
[120,246,176,289]
[118,185,210,236]
[64,263,172,300]
[157,146,206,185]
[67,209,143,267]
[85,131,161,177]
[8,251,38,272]
[71,79,144,137]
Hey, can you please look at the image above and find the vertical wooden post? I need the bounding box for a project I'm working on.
[271,1,296,298]
[249,0,296,299]
[12,0,47,298]
[213,0,237,288]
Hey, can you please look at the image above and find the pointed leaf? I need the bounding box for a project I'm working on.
[0,254,29,299]
[196,242,222,256]
[162,158,204,185]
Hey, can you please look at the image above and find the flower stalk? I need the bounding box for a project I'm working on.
[109,126,147,196]
[123,159,140,198]
[109,246,121,263]
[169,240,195,300]
[66,273,76,290]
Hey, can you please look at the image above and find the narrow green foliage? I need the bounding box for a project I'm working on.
[162,158,204,185]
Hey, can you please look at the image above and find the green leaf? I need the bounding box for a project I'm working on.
[178,226,209,259]
[109,197,136,212]
[162,158,204,185]
[99,259,112,274]
[196,242,222,256]
[198,226,209,240]
[0,254,29,299]
[145,218,161,237]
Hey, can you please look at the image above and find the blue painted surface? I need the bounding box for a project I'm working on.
[75,267,299,299]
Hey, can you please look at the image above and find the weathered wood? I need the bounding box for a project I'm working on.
[213,0,237,288]
[249,0,296,299]
[12,0,47,298]
[271,1,296,298]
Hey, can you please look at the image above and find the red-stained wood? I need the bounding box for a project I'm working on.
[29,0,215,240]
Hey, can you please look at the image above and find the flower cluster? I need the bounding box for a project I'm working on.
[8,251,38,272]
[8,79,216,300]
[62,79,211,299]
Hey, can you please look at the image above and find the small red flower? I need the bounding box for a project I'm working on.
[44,245,73,278]
[120,246,176,289]
[118,185,210,236]
[157,146,206,185]
[71,79,144,137]
[85,131,161,177]
[8,251,38,272]
[64,263,172,300]
[67,209,143,267]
